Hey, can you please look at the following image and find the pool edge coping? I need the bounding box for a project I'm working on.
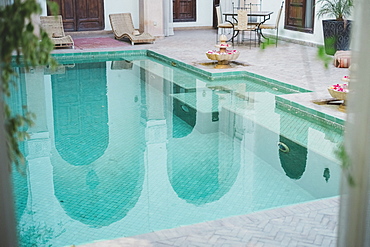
[12,49,345,128]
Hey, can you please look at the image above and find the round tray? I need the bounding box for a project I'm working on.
[328,88,347,100]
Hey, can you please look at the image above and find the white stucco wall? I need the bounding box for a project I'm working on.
[173,0,214,28]
[104,0,139,30]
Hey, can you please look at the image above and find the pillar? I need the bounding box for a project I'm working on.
[139,0,165,38]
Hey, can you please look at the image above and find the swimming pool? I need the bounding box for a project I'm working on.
[10,51,343,246]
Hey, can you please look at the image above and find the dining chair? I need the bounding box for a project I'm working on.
[233,8,258,47]
[241,0,262,25]
[258,1,284,47]
[215,5,234,42]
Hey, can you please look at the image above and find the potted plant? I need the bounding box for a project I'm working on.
[316,0,354,55]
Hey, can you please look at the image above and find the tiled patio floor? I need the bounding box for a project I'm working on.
[57,29,344,246]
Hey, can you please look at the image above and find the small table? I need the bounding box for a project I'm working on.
[223,11,273,44]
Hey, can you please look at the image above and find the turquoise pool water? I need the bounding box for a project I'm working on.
[10,53,343,246]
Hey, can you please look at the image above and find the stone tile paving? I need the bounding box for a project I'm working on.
[78,197,339,247]
[57,29,343,246]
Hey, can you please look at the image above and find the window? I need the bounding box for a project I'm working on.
[284,0,315,33]
[173,0,196,22]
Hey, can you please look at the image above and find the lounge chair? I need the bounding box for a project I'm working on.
[109,13,155,45]
[40,15,74,48]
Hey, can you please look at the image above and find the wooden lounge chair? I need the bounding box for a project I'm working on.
[40,15,74,48]
[109,13,155,45]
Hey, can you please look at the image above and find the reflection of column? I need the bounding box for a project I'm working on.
[19,156,62,245]
[143,65,169,230]
[18,67,64,247]
[25,67,48,135]
[146,71,165,120]
[218,110,242,187]
[195,85,218,134]
[218,101,249,203]
[25,67,51,163]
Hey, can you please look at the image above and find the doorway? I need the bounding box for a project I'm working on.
[213,0,220,28]
[48,0,105,31]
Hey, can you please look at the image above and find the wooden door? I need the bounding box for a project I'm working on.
[285,0,305,28]
[173,0,196,22]
[285,0,315,33]
[48,0,104,31]
[213,0,220,28]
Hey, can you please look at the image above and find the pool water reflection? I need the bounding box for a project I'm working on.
[10,56,343,246]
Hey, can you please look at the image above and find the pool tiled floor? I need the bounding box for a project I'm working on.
[78,197,338,247]
[56,29,343,246]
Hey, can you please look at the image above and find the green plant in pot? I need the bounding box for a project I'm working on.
[316,0,353,55]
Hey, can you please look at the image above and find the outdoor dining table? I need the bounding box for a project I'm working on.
[223,11,274,44]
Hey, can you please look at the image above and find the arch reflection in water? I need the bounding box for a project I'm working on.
[278,135,308,180]
[51,62,145,227]
[172,98,196,138]
[169,92,240,205]
[52,62,109,166]
[53,161,145,227]
[278,108,308,180]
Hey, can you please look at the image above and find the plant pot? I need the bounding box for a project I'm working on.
[322,19,352,55]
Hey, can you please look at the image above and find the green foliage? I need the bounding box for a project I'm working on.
[0,0,58,169]
[4,104,35,169]
[19,220,66,247]
[317,43,333,69]
[260,38,277,50]
[316,0,353,21]
[335,143,355,187]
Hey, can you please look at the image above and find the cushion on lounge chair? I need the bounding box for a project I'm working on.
[334,50,351,68]
[109,13,155,45]
[40,15,74,48]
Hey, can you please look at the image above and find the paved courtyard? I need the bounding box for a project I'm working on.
[54,29,345,246]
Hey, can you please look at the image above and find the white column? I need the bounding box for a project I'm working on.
[338,0,370,245]
[139,0,165,38]
[163,0,174,36]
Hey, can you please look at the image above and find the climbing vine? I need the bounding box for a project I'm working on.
[0,0,58,170]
